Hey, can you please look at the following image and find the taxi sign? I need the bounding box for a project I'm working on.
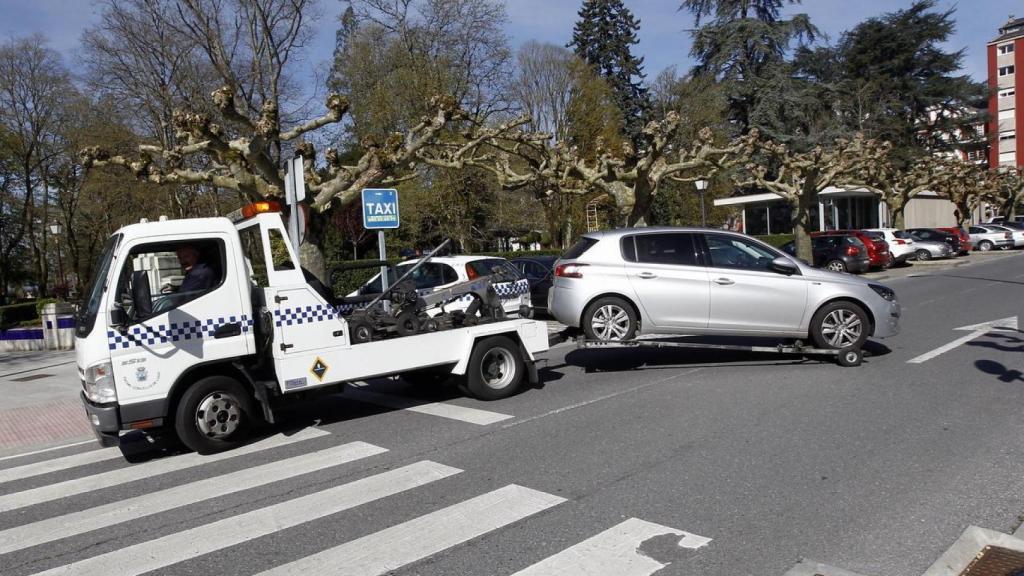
[362,188,400,229]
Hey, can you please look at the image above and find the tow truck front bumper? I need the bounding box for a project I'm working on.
[80,391,120,447]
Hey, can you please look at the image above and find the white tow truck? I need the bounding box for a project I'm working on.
[76,202,549,453]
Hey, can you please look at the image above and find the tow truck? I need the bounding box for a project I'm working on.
[76,201,549,453]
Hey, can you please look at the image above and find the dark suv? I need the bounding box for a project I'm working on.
[782,234,871,274]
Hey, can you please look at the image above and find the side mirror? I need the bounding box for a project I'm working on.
[109,307,128,333]
[770,256,799,276]
[131,270,153,318]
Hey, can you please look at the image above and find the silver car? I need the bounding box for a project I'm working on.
[910,239,953,261]
[548,228,901,349]
[968,225,1014,251]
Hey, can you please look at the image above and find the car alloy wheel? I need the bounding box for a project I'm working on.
[978,240,993,251]
[915,249,931,261]
[819,309,864,348]
[591,304,631,340]
[825,260,846,272]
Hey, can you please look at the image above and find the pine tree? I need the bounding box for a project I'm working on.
[569,0,651,146]
[681,0,817,131]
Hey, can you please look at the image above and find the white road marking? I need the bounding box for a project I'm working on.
[345,387,512,425]
[29,460,461,576]
[0,446,123,485]
[256,484,566,576]
[907,316,1018,364]
[0,427,328,513]
[510,518,711,576]
[0,440,96,463]
[0,441,386,555]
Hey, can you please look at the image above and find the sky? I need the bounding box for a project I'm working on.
[0,0,1018,91]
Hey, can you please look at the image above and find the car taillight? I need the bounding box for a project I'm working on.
[555,263,588,278]
[845,246,861,256]
[465,264,479,280]
[894,239,906,245]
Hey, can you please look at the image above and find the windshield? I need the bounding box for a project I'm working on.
[76,234,121,338]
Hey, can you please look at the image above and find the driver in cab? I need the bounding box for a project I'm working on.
[176,245,217,293]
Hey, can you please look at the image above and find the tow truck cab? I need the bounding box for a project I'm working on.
[77,205,548,453]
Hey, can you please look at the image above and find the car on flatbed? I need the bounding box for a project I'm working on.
[548,227,900,351]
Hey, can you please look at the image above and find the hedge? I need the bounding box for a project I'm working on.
[0,302,40,329]
[755,234,795,248]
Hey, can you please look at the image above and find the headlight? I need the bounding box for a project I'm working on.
[84,362,117,404]
[869,284,896,302]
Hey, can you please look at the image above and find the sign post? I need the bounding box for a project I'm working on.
[361,188,400,294]
[284,156,306,252]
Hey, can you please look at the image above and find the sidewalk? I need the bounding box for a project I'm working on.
[0,349,93,455]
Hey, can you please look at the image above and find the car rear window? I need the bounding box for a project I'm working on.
[893,230,912,239]
[561,237,598,260]
[466,259,521,280]
[862,231,883,240]
[631,233,698,266]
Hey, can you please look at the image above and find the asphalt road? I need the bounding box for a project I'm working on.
[1,252,1022,576]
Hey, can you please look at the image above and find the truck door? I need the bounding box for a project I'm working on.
[240,217,349,391]
[108,234,253,408]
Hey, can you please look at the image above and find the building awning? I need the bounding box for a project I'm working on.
[713,187,879,207]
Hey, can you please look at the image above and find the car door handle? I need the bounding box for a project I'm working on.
[714,277,735,286]
[214,322,242,338]
[636,272,657,279]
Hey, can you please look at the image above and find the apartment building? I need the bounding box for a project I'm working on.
[989,15,1024,168]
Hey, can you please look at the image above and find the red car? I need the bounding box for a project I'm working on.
[812,230,891,269]
[936,227,972,255]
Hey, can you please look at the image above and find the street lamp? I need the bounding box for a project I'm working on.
[48,222,66,299]
[695,179,709,227]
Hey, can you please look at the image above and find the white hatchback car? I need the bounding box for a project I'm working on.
[347,255,531,316]
[863,228,916,264]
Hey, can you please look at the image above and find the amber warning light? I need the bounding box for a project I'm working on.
[228,200,282,222]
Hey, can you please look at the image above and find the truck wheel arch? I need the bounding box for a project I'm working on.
[166,359,259,426]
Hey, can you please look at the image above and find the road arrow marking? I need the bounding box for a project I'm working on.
[907,316,1018,364]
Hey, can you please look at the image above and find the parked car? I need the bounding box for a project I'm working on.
[908,238,954,261]
[812,230,891,269]
[780,234,870,273]
[906,228,963,255]
[985,223,1024,248]
[510,255,559,313]
[548,228,901,350]
[862,228,916,265]
[986,215,1024,224]
[936,226,973,254]
[967,225,1014,251]
[349,255,531,316]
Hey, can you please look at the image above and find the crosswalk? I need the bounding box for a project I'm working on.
[0,425,710,576]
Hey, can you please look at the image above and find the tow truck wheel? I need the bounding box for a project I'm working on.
[462,335,525,401]
[837,347,863,367]
[175,376,254,454]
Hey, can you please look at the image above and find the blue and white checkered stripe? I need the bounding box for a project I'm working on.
[493,278,530,300]
[274,304,337,327]
[107,315,254,351]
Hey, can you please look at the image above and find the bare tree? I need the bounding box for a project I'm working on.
[81,0,217,216]
[846,151,949,229]
[994,167,1024,221]
[733,133,890,261]
[0,36,76,299]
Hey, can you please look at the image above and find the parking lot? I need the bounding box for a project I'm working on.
[0,250,1021,575]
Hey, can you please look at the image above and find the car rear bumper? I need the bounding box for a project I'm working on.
[548,284,586,328]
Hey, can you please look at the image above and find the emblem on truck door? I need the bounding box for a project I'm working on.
[310,357,329,382]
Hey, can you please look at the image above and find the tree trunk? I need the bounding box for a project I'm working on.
[626,184,652,227]
[891,206,906,230]
[791,183,818,263]
[297,207,328,283]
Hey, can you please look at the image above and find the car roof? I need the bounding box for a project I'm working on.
[397,255,506,266]
[580,226,761,241]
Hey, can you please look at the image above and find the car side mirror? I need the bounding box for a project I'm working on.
[770,256,798,276]
[131,270,153,318]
